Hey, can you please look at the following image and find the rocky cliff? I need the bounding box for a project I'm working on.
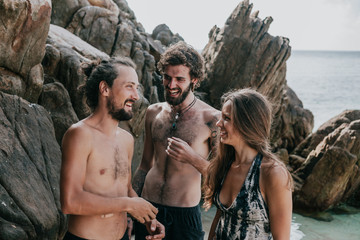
[0,0,359,239]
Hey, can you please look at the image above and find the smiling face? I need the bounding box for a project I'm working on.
[216,100,243,146]
[163,65,196,106]
[107,65,139,121]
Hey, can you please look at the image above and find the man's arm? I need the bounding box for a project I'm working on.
[60,125,157,223]
[132,107,155,196]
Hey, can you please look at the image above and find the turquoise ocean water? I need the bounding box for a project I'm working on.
[201,51,360,239]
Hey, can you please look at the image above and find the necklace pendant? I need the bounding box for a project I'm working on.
[172,122,177,130]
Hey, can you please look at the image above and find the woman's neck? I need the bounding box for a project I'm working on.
[233,143,258,165]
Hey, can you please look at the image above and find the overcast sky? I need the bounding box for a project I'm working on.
[126,0,360,51]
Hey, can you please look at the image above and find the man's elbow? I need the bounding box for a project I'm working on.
[61,197,72,214]
[60,193,78,215]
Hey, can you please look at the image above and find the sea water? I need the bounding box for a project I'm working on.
[201,51,360,239]
[287,50,360,131]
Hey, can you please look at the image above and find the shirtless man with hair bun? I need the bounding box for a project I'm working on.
[61,57,165,240]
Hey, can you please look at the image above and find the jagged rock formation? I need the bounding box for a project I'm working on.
[151,24,184,47]
[199,0,313,153]
[292,110,360,212]
[0,92,66,239]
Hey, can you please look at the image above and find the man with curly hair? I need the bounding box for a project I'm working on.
[133,42,220,239]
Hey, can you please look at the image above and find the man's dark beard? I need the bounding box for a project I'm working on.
[165,83,192,106]
[107,98,133,121]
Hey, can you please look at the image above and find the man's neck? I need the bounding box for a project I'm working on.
[170,92,196,112]
[86,108,120,137]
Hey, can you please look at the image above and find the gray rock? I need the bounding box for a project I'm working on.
[39,82,79,145]
[271,86,314,151]
[152,24,184,47]
[293,117,360,212]
[112,21,134,57]
[51,0,90,28]
[293,110,360,159]
[66,6,118,55]
[0,92,67,239]
[0,67,26,98]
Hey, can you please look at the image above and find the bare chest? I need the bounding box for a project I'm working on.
[151,110,209,146]
[87,141,129,182]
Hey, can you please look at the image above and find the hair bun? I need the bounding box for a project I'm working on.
[81,59,102,78]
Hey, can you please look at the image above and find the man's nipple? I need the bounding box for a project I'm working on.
[100,169,106,175]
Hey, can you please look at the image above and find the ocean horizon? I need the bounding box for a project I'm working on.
[287,50,360,131]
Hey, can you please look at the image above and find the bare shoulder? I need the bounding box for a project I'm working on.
[146,102,167,118]
[62,121,93,146]
[261,158,291,189]
[196,99,220,123]
[61,120,94,162]
[117,127,134,146]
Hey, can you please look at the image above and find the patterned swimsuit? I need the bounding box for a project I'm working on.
[214,153,273,240]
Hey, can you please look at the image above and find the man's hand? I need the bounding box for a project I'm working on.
[166,137,209,175]
[166,137,196,164]
[127,197,158,224]
[145,219,165,239]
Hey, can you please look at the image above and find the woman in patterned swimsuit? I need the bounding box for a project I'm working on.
[203,89,293,240]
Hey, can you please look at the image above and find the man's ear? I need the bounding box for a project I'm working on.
[191,78,198,91]
[99,81,110,96]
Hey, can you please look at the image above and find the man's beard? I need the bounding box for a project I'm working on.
[107,97,133,121]
[165,83,192,106]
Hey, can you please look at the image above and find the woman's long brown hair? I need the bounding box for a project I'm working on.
[203,88,292,211]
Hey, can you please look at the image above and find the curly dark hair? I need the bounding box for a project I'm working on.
[157,41,204,89]
[80,57,136,110]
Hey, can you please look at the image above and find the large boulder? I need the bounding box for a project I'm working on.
[66,6,119,55]
[200,0,312,152]
[272,86,314,153]
[43,24,109,120]
[38,81,79,145]
[0,92,66,240]
[0,0,51,102]
[293,112,360,212]
[292,110,360,159]
[151,24,184,47]
[51,0,89,28]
